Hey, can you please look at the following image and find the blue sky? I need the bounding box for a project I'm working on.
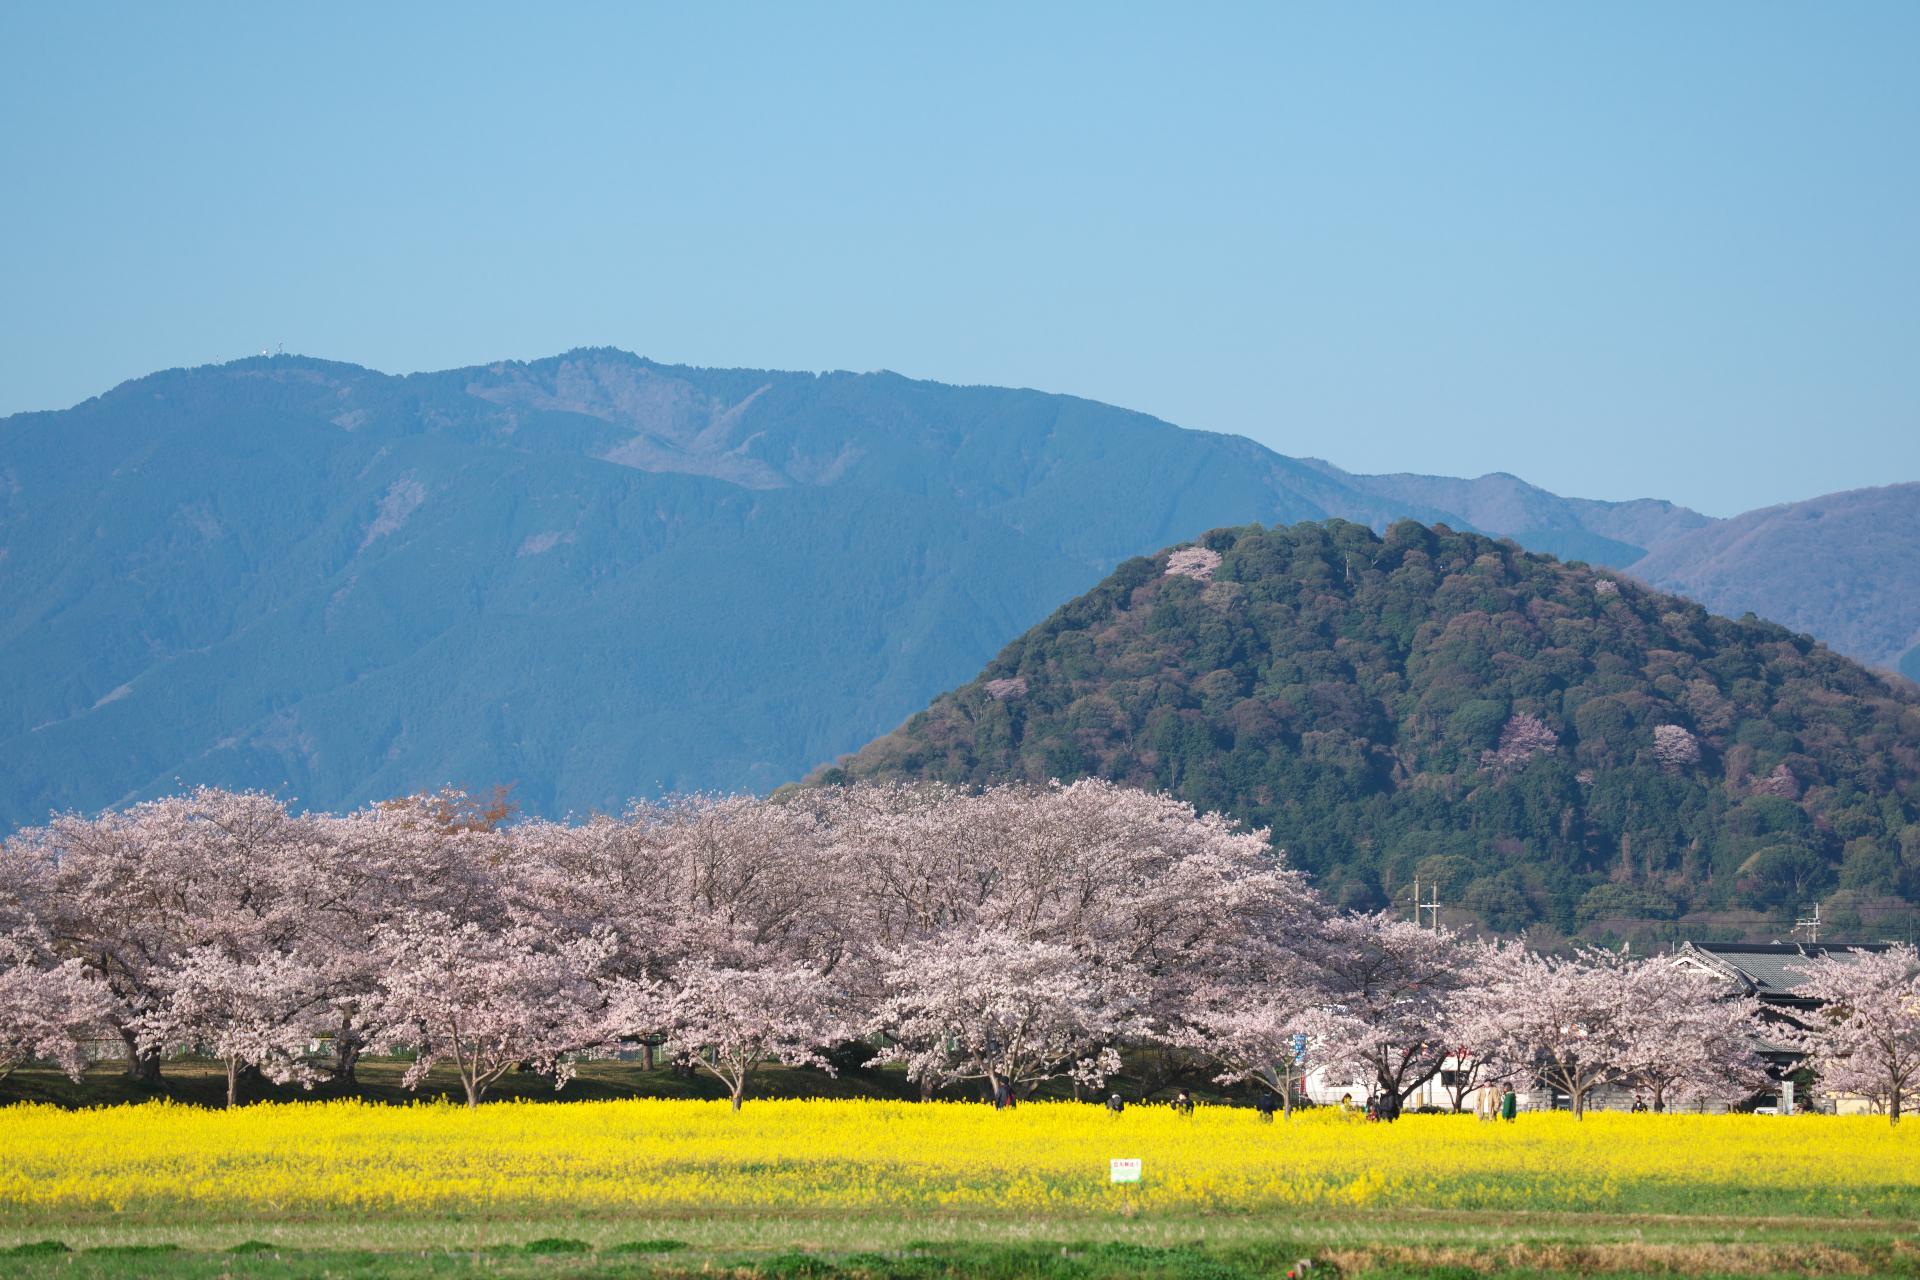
[2,2,1915,515]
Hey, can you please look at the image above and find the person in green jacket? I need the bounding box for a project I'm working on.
[1500,1087,1518,1121]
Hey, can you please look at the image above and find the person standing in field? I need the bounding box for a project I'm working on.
[1500,1087,1517,1121]
[1106,1093,1125,1116]
[1173,1090,1194,1116]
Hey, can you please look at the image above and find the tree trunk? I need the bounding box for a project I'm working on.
[730,1084,744,1112]
[641,1040,655,1071]
[1372,1076,1403,1121]
[463,1074,481,1108]
[121,1028,162,1084]
[1570,1085,1586,1119]
[226,1058,240,1109]
[331,1023,362,1084]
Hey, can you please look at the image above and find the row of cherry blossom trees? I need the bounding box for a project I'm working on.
[2,781,1912,1118]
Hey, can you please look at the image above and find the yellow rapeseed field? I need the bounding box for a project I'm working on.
[2,1100,1916,1220]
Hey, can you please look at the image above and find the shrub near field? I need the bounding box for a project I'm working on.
[2,1100,1918,1220]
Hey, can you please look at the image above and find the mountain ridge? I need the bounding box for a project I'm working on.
[1628,482,1920,676]
[0,348,1911,832]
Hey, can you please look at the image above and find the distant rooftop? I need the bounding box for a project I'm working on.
[1674,941,1893,1003]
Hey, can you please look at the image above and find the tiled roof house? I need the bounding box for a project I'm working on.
[1672,941,1893,1010]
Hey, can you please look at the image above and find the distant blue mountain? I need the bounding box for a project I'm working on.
[0,348,1760,829]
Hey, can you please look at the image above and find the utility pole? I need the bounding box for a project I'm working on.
[1793,903,1821,946]
[1419,885,1441,932]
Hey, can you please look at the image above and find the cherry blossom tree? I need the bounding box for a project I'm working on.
[312,796,519,1081]
[12,789,339,1081]
[370,913,614,1107]
[138,947,326,1107]
[1439,1048,1512,1113]
[807,781,1005,950]
[1437,943,1526,1112]
[1651,724,1702,772]
[0,849,112,1083]
[1788,944,1920,1123]
[1481,713,1559,771]
[1165,546,1223,580]
[873,928,1146,1100]
[622,960,844,1111]
[1306,914,1472,1119]
[1468,944,1639,1118]
[1445,941,1754,1117]
[641,794,842,977]
[1175,991,1314,1114]
[1615,961,1767,1111]
[1011,780,1319,1026]
[0,939,115,1083]
[811,777,1322,1095]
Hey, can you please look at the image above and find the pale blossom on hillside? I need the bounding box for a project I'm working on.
[1652,723,1702,772]
[1165,546,1222,580]
[1481,713,1559,770]
[1751,763,1803,799]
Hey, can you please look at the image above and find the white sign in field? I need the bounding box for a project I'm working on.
[1109,1158,1142,1184]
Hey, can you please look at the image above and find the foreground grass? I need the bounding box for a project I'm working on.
[3,1221,1918,1280]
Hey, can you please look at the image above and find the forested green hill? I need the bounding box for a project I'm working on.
[819,521,1920,939]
